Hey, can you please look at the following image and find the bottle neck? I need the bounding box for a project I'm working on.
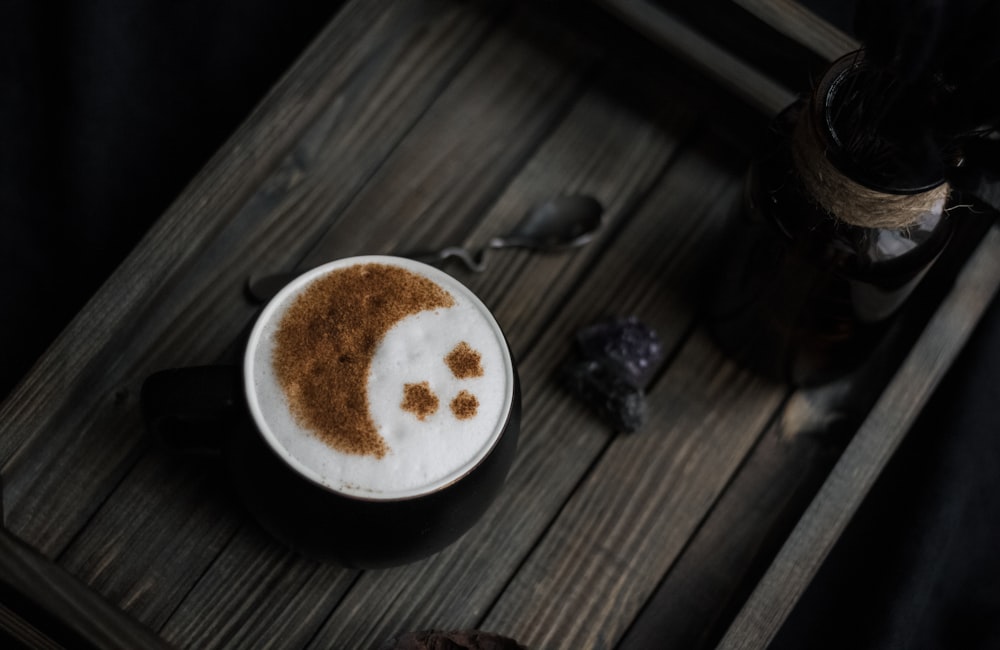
[791,51,949,229]
[792,107,949,229]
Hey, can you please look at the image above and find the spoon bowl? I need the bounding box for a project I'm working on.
[413,194,604,272]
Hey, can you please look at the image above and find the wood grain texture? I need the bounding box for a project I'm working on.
[158,523,357,649]
[159,32,707,648]
[48,0,621,638]
[479,333,785,649]
[37,0,514,630]
[595,0,796,116]
[616,397,842,650]
[0,529,169,649]
[733,0,859,60]
[1,0,499,556]
[0,0,395,466]
[293,6,602,270]
[616,214,987,649]
[148,6,611,645]
[717,225,1000,649]
[304,133,758,650]
[53,453,245,632]
[435,71,701,359]
[3,2,994,648]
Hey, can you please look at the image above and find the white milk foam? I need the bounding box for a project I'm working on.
[244,256,514,500]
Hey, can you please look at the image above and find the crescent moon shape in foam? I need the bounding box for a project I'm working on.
[269,263,454,458]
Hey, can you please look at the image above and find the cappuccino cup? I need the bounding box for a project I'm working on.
[141,256,520,568]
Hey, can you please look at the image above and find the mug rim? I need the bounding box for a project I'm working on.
[242,255,516,502]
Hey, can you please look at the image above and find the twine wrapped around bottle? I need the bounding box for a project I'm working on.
[791,111,950,230]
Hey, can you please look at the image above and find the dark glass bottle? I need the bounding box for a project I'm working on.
[709,52,953,386]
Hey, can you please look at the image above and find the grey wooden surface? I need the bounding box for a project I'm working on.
[2,1,997,648]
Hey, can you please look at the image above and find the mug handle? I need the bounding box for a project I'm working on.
[140,366,243,455]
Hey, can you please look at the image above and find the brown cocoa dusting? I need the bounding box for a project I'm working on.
[402,382,439,420]
[272,263,454,458]
[445,341,483,379]
[450,390,479,420]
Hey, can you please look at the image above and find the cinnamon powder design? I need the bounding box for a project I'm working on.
[450,390,479,420]
[445,341,484,379]
[401,382,439,420]
[272,263,454,458]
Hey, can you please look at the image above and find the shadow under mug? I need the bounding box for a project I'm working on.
[141,258,521,569]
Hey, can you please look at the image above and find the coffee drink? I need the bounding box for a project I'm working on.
[244,256,515,500]
[142,254,519,565]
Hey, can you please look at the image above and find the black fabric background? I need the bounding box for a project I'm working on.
[2,2,998,648]
[771,292,1000,650]
[1,0,343,398]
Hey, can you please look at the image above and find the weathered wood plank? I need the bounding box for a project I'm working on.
[477,333,784,649]
[617,215,998,650]
[616,401,841,650]
[717,225,1000,649]
[413,75,703,359]
[458,75,699,353]
[53,454,241,631]
[158,42,693,648]
[158,523,357,649]
[54,1,601,635]
[0,529,169,649]
[1,0,394,468]
[595,0,796,115]
[1,0,501,557]
[304,133,758,649]
[291,6,602,269]
[733,0,858,61]
[1,4,946,649]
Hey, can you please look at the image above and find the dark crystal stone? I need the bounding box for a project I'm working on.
[575,316,664,389]
[559,359,645,433]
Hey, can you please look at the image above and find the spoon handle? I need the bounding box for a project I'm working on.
[413,246,487,273]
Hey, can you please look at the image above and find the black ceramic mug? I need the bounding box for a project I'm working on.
[142,256,521,568]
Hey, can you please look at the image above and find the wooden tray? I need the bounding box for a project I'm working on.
[2,2,998,648]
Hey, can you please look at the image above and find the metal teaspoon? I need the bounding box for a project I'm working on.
[246,193,605,303]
